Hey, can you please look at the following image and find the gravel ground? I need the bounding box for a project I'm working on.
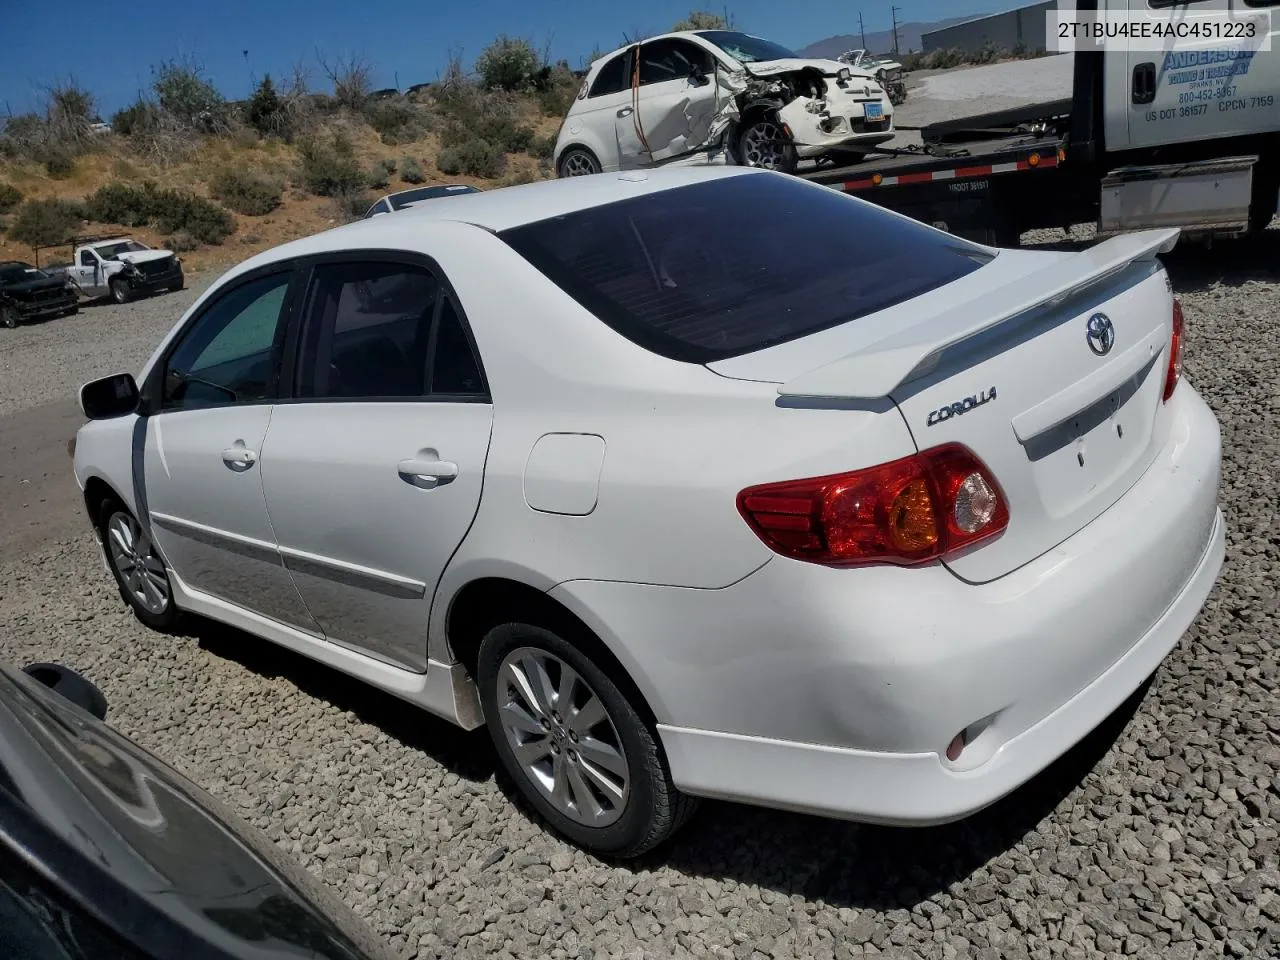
[1,234,1278,960]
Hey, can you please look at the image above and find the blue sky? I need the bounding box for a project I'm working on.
[2,0,990,118]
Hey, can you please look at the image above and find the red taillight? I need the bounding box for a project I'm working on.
[1163,298,1184,403]
[737,443,1010,568]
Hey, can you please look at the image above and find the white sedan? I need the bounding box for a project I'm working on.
[72,167,1224,857]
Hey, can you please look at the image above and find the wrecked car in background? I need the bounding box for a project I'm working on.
[839,49,908,105]
[554,30,894,177]
[0,260,79,329]
[39,235,184,305]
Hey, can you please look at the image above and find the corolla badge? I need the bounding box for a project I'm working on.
[1086,313,1116,356]
[926,387,997,427]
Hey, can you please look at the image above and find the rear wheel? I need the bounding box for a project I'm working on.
[478,622,697,857]
[1,307,16,329]
[99,499,178,632]
[736,115,798,174]
[557,147,601,178]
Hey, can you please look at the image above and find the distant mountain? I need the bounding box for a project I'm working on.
[798,12,993,59]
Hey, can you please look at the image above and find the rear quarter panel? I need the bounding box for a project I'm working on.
[422,228,918,658]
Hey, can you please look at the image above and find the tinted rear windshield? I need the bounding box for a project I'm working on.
[497,173,992,363]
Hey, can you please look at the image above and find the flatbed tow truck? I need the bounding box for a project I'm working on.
[799,0,1280,247]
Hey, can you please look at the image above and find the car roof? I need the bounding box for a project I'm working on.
[588,29,772,68]
[232,166,768,274]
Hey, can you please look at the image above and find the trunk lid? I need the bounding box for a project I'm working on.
[709,228,1181,583]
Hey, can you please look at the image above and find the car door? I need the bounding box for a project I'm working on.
[141,266,320,632]
[567,46,635,171]
[1119,0,1279,151]
[259,255,494,672]
[616,37,723,167]
[74,249,105,296]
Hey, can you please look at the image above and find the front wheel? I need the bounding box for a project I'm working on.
[99,500,179,632]
[109,278,133,305]
[736,116,798,174]
[557,147,601,178]
[478,623,697,858]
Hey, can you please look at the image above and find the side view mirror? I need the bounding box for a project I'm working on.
[689,66,710,87]
[22,662,109,720]
[80,373,139,420]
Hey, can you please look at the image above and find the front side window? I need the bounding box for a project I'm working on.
[499,172,993,363]
[638,39,714,85]
[161,271,292,411]
[294,261,440,400]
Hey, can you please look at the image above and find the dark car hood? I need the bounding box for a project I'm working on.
[0,665,404,960]
[2,276,66,296]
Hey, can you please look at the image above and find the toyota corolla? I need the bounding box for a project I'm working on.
[72,168,1224,857]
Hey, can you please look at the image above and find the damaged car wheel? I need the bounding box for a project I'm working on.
[737,116,798,175]
[558,147,602,178]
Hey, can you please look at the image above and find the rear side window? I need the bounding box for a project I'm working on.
[294,261,439,399]
[589,49,633,97]
[498,173,993,363]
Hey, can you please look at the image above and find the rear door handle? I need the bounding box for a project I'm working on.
[221,446,257,470]
[617,106,634,118]
[397,457,458,489]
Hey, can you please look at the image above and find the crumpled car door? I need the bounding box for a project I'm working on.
[616,38,735,167]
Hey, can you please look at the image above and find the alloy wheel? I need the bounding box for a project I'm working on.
[560,151,598,177]
[495,646,630,827]
[106,512,170,615]
[741,120,788,170]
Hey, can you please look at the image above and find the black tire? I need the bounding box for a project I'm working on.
[735,114,798,175]
[169,278,185,292]
[98,497,179,633]
[109,278,132,305]
[557,147,602,178]
[477,622,697,858]
[0,306,16,329]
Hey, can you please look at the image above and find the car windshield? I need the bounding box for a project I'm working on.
[0,263,44,282]
[498,172,993,363]
[94,241,150,260]
[389,185,480,209]
[697,30,800,63]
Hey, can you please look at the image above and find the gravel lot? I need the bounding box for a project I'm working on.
[1,230,1277,960]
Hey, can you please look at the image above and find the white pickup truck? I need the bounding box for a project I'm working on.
[39,235,185,305]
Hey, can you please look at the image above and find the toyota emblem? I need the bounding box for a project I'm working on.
[1086,313,1115,356]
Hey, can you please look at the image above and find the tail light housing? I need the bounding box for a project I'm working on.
[737,443,1009,568]
[1163,298,1184,403]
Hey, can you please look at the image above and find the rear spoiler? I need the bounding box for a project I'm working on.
[778,227,1180,401]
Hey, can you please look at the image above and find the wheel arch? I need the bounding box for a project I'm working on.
[445,576,660,728]
[81,474,128,531]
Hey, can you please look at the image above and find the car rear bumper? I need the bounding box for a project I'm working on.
[549,383,1224,823]
[659,503,1222,824]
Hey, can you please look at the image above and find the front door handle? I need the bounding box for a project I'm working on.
[221,445,257,470]
[617,106,634,118]
[397,457,458,489]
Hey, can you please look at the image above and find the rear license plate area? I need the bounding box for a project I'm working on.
[1024,373,1156,518]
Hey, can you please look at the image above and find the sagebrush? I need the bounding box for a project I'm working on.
[210,168,284,216]
[7,198,85,247]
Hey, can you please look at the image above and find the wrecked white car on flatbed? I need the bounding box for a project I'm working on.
[554,30,895,177]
